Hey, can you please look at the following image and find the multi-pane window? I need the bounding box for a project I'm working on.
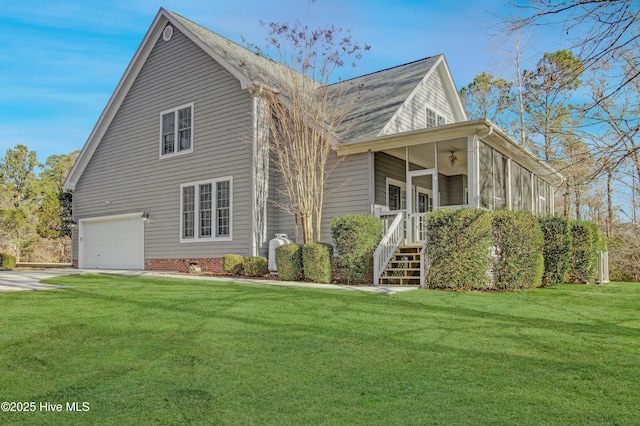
[182,186,195,238]
[199,183,212,237]
[160,103,193,157]
[426,108,446,128]
[181,177,232,242]
[162,112,175,155]
[216,181,230,237]
[387,180,406,211]
[389,184,402,210]
[426,109,436,128]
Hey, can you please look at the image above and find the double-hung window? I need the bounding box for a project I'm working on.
[160,103,194,158]
[426,107,446,128]
[180,177,232,242]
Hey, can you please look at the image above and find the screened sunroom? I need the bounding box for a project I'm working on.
[336,118,563,246]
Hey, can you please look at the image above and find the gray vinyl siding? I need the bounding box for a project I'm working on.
[374,152,455,208]
[321,151,371,242]
[375,152,404,207]
[441,174,467,206]
[72,27,254,259]
[267,150,371,245]
[382,68,456,135]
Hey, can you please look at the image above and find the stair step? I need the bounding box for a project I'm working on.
[379,277,421,285]
[392,255,419,260]
[378,245,423,285]
[384,268,421,272]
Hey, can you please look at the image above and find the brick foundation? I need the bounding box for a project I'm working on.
[145,258,224,274]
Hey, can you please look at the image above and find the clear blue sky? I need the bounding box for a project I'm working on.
[0,0,565,163]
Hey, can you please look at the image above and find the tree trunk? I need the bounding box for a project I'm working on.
[300,213,313,244]
[606,167,613,237]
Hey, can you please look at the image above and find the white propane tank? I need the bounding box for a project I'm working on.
[268,234,292,273]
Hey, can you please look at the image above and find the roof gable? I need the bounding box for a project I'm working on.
[330,55,467,143]
[377,55,466,138]
[64,8,469,190]
[64,8,284,190]
[330,56,441,142]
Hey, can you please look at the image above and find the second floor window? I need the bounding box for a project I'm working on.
[160,103,194,158]
[426,107,446,128]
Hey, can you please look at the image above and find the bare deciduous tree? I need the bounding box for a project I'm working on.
[503,0,639,107]
[248,20,369,243]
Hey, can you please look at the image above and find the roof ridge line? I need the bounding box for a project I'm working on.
[328,55,441,86]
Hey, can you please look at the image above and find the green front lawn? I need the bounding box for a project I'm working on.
[1,275,639,425]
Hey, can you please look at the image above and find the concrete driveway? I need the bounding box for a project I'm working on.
[0,269,85,292]
[0,269,418,294]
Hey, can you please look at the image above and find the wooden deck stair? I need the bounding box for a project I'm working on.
[378,245,422,285]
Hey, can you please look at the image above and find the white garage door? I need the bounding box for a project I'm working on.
[80,214,144,269]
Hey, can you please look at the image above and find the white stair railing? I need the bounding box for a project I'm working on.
[373,211,404,285]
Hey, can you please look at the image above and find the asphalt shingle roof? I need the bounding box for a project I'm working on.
[169,11,440,142]
[330,56,441,141]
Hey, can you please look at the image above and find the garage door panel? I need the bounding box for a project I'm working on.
[81,216,144,269]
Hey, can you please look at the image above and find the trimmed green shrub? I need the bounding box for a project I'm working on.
[222,254,244,276]
[0,253,16,270]
[275,244,303,281]
[568,221,601,284]
[330,215,383,284]
[244,256,268,277]
[492,211,544,290]
[539,215,572,286]
[302,243,334,284]
[426,209,493,290]
[591,222,607,253]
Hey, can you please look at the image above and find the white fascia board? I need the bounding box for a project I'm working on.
[338,120,490,155]
[437,56,467,122]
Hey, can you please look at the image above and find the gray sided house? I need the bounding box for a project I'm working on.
[64,8,563,281]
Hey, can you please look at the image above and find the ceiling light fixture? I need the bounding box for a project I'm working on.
[449,151,458,167]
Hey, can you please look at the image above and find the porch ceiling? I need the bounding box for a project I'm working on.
[383,137,468,175]
[336,120,489,156]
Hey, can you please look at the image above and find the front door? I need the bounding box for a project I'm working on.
[407,169,437,243]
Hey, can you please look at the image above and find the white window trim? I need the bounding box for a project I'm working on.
[180,176,233,243]
[425,107,447,128]
[386,177,407,211]
[159,102,194,159]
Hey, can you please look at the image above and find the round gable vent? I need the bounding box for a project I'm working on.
[163,25,174,41]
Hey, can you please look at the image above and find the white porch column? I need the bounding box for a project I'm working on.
[506,158,512,210]
[467,135,479,208]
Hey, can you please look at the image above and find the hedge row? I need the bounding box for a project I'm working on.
[426,209,493,290]
[539,216,572,286]
[330,215,383,284]
[568,221,607,284]
[425,209,606,290]
[222,254,268,277]
[275,243,334,283]
[492,211,544,290]
[273,215,383,285]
